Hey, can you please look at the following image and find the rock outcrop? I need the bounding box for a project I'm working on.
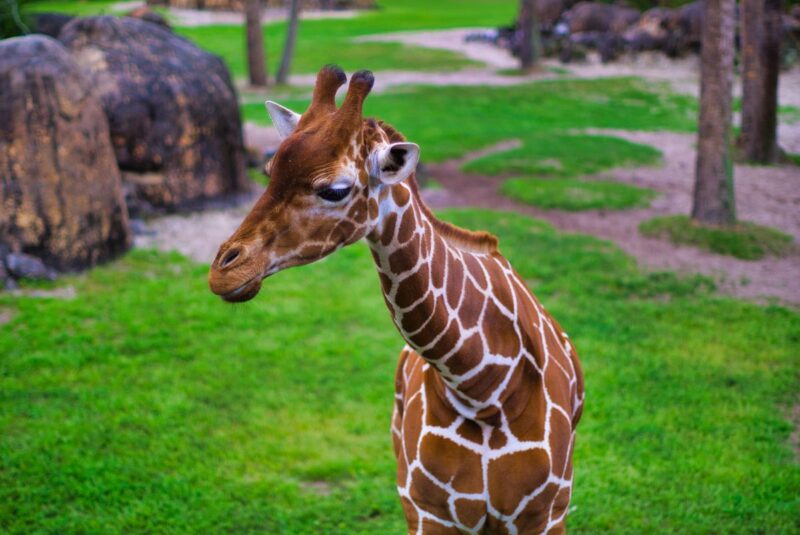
[0,35,131,273]
[59,16,247,211]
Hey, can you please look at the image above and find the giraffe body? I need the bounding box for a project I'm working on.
[208,66,584,535]
[370,178,584,535]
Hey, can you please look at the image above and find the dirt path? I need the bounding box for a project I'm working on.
[424,135,800,305]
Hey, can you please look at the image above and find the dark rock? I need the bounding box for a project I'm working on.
[5,253,57,281]
[0,35,131,272]
[537,0,568,30]
[564,2,640,34]
[59,16,248,211]
[665,0,704,56]
[30,12,74,38]
[624,7,674,52]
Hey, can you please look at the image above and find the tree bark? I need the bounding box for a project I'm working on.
[738,0,782,163]
[245,0,267,87]
[518,0,542,71]
[692,0,736,226]
[275,0,300,84]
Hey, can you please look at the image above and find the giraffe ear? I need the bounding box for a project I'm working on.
[369,142,420,185]
[266,100,301,139]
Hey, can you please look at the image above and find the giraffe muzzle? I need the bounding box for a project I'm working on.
[218,275,263,303]
[208,244,268,303]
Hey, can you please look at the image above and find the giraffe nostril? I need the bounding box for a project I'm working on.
[219,248,241,269]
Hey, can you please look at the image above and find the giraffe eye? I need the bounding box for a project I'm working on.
[317,185,352,202]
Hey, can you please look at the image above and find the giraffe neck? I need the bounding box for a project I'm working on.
[365,179,535,421]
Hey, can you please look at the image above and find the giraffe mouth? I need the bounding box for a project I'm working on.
[221,276,263,303]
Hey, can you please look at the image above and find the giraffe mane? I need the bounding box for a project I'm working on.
[372,119,500,256]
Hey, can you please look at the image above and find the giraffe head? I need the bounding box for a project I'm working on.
[208,66,420,302]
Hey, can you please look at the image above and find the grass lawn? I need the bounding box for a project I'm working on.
[1,209,798,533]
[640,215,795,260]
[501,177,657,211]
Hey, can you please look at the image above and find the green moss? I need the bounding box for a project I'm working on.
[501,177,657,210]
[639,215,795,260]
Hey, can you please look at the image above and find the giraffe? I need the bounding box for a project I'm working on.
[208,66,584,535]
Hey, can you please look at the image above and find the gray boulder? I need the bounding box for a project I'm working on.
[59,16,248,211]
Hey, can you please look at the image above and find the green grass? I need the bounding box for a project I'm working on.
[244,77,695,166]
[501,177,657,210]
[27,0,120,16]
[247,167,269,185]
[2,208,798,533]
[640,215,795,260]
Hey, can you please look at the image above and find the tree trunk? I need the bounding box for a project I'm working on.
[275,0,300,84]
[518,0,542,71]
[738,0,782,163]
[245,0,267,87]
[692,0,736,226]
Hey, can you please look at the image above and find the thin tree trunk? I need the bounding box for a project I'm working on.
[518,0,542,71]
[245,0,267,87]
[738,0,782,163]
[692,0,736,226]
[275,0,300,85]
